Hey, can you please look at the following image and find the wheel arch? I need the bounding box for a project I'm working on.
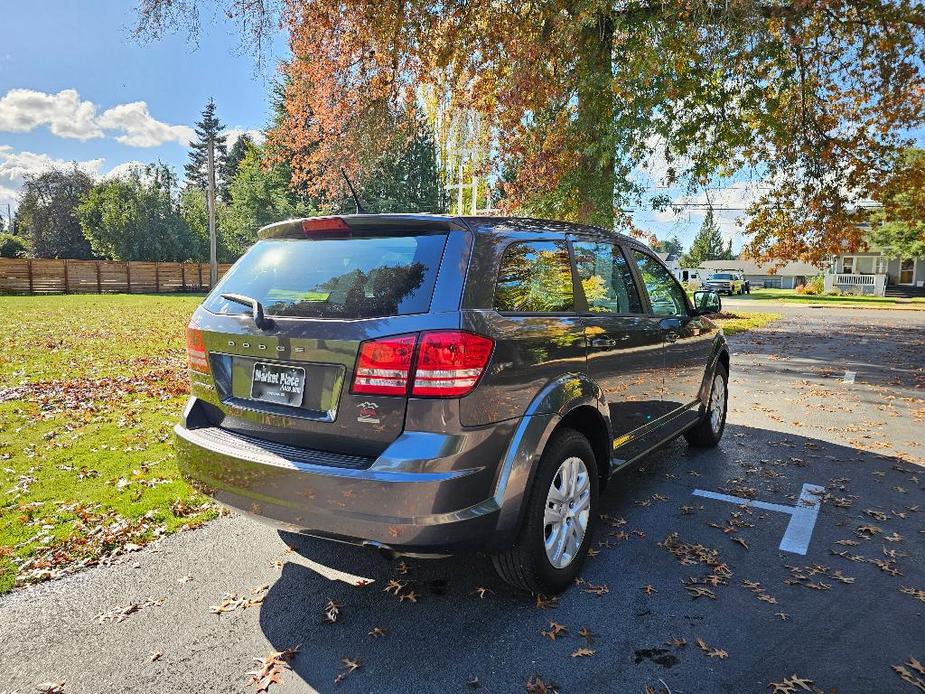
[491,372,611,542]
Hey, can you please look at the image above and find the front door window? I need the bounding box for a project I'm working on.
[900,259,915,285]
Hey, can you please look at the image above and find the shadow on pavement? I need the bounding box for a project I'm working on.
[258,424,924,693]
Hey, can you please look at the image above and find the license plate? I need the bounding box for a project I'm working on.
[250,362,306,407]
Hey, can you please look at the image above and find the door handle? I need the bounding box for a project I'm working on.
[589,336,627,349]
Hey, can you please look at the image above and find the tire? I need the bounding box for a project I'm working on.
[685,364,728,448]
[491,428,599,594]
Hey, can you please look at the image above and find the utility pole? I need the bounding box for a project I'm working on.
[206,138,218,286]
[6,203,12,234]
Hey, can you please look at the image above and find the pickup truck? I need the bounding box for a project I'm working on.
[703,272,745,295]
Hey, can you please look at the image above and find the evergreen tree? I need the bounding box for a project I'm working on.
[360,116,444,213]
[662,235,684,256]
[682,209,730,267]
[224,133,253,198]
[185,98,229,194]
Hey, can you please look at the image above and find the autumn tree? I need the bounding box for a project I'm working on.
[15,166,94,259]
[869,148,925,259]
[136,1,925,263]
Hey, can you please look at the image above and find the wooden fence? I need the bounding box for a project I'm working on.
[0,258,234,295]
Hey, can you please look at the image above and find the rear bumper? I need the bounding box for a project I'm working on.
[175,406,523,554]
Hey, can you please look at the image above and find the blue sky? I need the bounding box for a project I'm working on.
[0,1,287,218]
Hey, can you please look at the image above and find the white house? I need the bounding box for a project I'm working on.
[825,249,925,297]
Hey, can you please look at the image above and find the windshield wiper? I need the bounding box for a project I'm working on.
[221,293,274,330]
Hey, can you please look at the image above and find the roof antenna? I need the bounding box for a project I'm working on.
[340,168,368,214]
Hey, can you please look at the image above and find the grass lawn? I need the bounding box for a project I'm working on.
[0,294,216,594]
[712,311,781,335]
[0,293,781,595]
[737,287,925,309]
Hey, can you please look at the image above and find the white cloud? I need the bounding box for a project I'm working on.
[0,150,104,185]
[0,88,104,141]
[97,102,195,148]
[102,160,148,180]
[226,127,265,148]
[0,88,197,148]
[0,149,105,210]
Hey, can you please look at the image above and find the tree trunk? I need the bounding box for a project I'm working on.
[575,13,616,230]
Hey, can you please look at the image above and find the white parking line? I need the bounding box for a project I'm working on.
[692,483,825,555]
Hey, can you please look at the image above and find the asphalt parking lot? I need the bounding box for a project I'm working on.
[2,305,924,694]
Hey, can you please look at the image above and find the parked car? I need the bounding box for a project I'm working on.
[176,214,729,594]
[704,272,745,295]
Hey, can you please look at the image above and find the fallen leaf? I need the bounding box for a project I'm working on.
[768,675,814,693]
[35,682,66,694]
[472,586,494,599]
[368,626,388,638]
[696,637,728,659]
[525,675,559,694]
[581,582,609,596]
[643,584,657,595]
[578,626,595,645]
[383,579,407,595]
[686,586,716,600]
[666,637,687,648]
[540,621,568,640]
[570,647,595,657]
[247,645,300,693]
[334,657,362,685]
[323,599,342,624]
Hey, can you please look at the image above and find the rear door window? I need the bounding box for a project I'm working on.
[204,235,447,319]
[494,241,574,313]
[572,240,643,314]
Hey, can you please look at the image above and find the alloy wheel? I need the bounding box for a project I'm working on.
[543,456,591,569]
[710,372,727,435]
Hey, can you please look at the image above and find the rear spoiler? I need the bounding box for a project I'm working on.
[258,214,469,240]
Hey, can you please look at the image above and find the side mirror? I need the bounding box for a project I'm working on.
[693,290,722,315]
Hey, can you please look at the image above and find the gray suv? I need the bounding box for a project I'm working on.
[176,214,729,594]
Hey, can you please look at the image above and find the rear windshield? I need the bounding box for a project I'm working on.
[204,235,447,319]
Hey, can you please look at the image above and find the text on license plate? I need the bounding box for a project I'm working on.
[250,362,306,406]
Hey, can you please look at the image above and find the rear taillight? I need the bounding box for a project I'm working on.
[412,331,494,397]
[349,331,494,398]
[185,322,210,374]
[351,334,417,395]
